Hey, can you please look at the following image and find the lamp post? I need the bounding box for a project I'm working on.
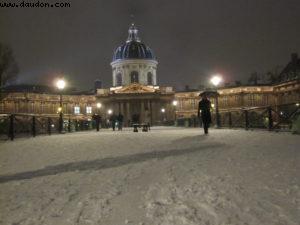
[96,102,102,114]
[210,75,222,128]
[161,108,166,125]
[172,100,178,126]
[56,79,66,133]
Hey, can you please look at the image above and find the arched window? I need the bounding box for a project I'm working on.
[116,73,122,86]
[147,72,153,85]
[130,71,139,83]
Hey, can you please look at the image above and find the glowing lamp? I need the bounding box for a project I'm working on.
[96,103,102,108]
[108,109,113,114]
[161,108,165,113]
[56,79,66,90]
[172,100,178,106]
[210,75,222,86]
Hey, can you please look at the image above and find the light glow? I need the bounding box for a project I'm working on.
[96,103,102,108]
[161,108,166,113]
[108,109,113,114]
[172,100,178,106]
[56,79,66,90]
[210,75,222,86]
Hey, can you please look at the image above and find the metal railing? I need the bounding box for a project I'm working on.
[0,113,97,141]
[176,102,300,131]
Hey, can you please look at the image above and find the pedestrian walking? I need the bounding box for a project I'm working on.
[92,114,101,132]
[198,94,212,134]
[144,108,151,130]
[117,113,124,131]
[110,114,117,131]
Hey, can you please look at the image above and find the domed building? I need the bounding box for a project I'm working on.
[111,24,158,87]
[96,24,175,126]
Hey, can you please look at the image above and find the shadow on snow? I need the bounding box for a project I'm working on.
[0,143,224,184]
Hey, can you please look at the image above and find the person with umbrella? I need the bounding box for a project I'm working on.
[198,93,212,134]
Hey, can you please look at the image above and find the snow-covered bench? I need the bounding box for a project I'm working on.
[133,123,149,132]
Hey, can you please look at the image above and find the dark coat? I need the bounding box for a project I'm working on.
[117,114,124,123]
[198,99,212,124]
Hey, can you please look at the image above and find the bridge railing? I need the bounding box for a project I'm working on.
[176,102,300,131]
[0,113,96,141]
[215,102,300,130]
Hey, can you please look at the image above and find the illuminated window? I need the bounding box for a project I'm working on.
[86,106,92,114]
[74,106,80,114]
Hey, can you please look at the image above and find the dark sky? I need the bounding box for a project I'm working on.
[1,0,300,90]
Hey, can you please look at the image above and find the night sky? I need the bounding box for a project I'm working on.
[1,0,300,90]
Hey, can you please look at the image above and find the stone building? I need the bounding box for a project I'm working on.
[0,25,299,128]
[96,24,175,126]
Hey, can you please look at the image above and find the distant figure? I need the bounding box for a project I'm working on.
[109,114,117,131]
[144,108,151,130]
[92,114,101,132]
[117,113,124,130]
[198,94,212,134]
[132,114,140,125]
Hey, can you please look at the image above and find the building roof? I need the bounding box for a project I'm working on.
[1,84,94,95]
[112,24,156,62]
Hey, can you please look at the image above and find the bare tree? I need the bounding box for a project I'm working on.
[248,72,260,85]
[0,43,19,88]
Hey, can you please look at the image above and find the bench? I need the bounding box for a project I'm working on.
[133,123,149,132]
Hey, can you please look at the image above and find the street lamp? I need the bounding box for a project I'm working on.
[108,109,113,115]
[96,102,102,109]
[96,102,102,114]
[210,75,222,86]
[172,100,178,126]
[56,78,66,133]
[210,75,222,128]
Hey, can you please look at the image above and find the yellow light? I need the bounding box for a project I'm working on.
[161,108,165,113]
[57,107,62,112]
[56,79,66,90]
[296,103,300,107]
[96,103,102,108]
[211,103,215,108]
[172,100,178,106]
[210,75,222,86]
[108,109,113,114]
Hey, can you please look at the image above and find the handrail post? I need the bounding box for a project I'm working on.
[268,106,273,131]
[68,117,71,132]
[32,116,36,137]
[9,114,14,141]
[244,110,249,130]
[228,112,232,128]
[47,117,51,135]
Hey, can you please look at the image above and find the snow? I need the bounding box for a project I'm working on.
[0,127,299,225]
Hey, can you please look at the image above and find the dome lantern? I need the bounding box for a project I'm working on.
[127,23,141,43]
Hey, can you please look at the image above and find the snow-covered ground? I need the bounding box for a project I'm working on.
[0,127,299,225]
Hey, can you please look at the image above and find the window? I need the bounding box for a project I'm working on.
[130,71,139,83]
[147,72,153,85]
[116,73,122,86]
[86,106,92,114]
[74,106,80,114]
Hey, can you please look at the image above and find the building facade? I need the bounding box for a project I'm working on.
[0,25,299,128]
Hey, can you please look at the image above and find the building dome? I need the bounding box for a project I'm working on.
[112,24,156,61]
